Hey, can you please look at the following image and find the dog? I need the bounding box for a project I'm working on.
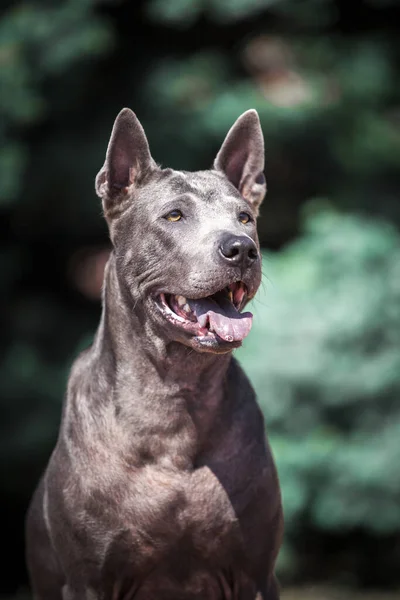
[26,108,283,599]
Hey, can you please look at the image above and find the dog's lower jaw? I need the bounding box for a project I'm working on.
[190,334,241,354]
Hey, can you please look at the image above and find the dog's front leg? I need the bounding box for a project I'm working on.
[62,585,101,600]
[255,575,280,600]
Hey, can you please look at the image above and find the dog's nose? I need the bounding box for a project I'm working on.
[219,235,259,268]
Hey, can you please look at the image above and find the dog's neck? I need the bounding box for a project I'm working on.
[93,254,231,406]
[84,255,233,464]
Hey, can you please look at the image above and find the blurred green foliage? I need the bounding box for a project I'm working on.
[0,0,111,204]
[147,0,339,27]
[2,0,400,592]
[239,204,400,577]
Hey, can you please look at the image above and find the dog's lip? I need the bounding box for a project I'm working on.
[155,292,208,336]
[155,281,249,309]
[153,282,253,344]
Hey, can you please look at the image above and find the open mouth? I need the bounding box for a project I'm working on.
[155,282,253,344]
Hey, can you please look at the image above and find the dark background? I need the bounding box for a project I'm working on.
[1,0,400,597]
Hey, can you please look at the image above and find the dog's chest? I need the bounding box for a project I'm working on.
[80,459,245,573]
[61,368,260,573]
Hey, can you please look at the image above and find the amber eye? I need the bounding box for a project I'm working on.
[165,210,183,222]
[239,212,251,224]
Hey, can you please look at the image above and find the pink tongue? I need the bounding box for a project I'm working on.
[187,296,253,342]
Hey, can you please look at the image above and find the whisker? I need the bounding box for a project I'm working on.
[261,269,274,288]
[251,296,271,309]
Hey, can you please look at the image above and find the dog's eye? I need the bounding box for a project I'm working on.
[165,210,183,222]
[239,212,251,224]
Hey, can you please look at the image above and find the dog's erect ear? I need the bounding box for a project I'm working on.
[214,109,266,214]
[95,108,156,214]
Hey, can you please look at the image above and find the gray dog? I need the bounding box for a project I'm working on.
[26,108,283,600]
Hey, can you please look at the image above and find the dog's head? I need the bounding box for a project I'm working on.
[96,108,266,354]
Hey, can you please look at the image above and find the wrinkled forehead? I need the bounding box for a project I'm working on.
[154,168,243,205]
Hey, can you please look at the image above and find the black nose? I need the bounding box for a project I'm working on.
[219,234,259,268]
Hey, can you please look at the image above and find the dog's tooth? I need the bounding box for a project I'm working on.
[234,285,245,307]
[183,303,191,313]
[228,290,233,302]
[176,295,186,306]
